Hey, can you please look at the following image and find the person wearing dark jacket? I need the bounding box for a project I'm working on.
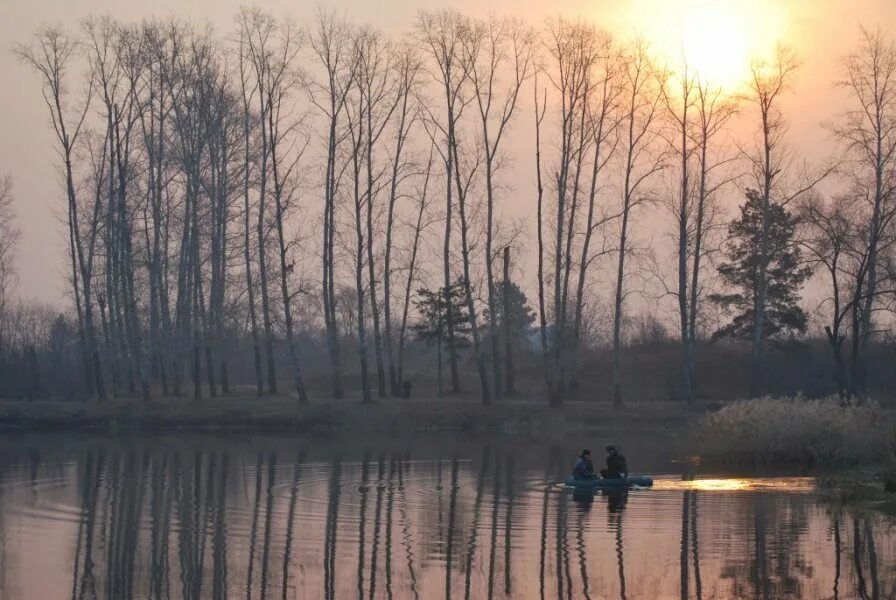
[572,449,597,480]
[600,445,628,479]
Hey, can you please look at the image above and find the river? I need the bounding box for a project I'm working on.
[0,432,892,599]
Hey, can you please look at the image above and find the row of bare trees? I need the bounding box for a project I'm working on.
[11,10,896,404]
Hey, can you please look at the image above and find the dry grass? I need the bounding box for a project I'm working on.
[696,395,895,467]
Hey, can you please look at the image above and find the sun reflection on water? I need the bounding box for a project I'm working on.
[653,477,816,493]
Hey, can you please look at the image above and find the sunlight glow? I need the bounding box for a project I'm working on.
[622,0,787,91]
[653,477,816,493]
[681,7,748,87]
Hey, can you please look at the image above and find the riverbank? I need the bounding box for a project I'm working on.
[0,393,709,434]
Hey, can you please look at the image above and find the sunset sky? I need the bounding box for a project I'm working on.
[2,0,894,305]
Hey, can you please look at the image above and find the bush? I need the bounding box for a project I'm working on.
[696,395,894,467]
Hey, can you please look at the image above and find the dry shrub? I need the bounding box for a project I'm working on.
[697,395,894,467]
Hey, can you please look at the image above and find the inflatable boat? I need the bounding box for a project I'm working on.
[563,475,654,490]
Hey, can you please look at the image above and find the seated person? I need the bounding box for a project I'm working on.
[573,449,597,480]
[600,445,628,479]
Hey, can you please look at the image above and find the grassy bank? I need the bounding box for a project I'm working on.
[0,394,700,435]
[696,395,895,467]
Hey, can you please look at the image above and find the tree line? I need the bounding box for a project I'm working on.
[2,10,895,404]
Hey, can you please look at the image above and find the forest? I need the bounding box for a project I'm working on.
[0,9,894,407]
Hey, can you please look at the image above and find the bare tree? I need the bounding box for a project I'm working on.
[84,18,152,402]
[799,193,876,396]
[662,63,737,405]
[167,27,219,400]
[569,31,622,392]
[744,48,798,397]
[237,15,265,395]
[240,10,280,395]
[538,18,604,404]
[0,176,19,355]
[833,28,896,394]
[742,48,829,396]
[18,28,108,401]
[253,13,311,402]
[396,146,437,388]
[309,9,357,399]
[382,43,422,396]
[467,16,535,398]
[611,39,665,406]
[357,28,401,398]
[346,35,374,403]
[418,9,472,396]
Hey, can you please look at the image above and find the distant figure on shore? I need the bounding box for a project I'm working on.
[402,380,412,399]
[572,449,597,480]
[601,445,628,479]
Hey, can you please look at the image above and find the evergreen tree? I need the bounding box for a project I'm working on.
[710,189,811,341]
[485,281,537,349]
[412,281,471,357]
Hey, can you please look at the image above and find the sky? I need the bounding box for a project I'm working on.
[1,0,894,306]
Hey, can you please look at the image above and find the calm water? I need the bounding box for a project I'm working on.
[0,433,893,600]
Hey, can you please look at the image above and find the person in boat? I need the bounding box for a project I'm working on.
[600,445,628,479]
[572,449,598,480]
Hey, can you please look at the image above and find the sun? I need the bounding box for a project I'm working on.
[623,0,786,92]
[681,6,749,88]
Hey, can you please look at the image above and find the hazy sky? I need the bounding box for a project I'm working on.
[2,0,894,305]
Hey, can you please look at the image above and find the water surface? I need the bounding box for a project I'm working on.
[0,433,892,599]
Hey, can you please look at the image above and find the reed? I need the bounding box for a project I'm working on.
[696,395,894,467]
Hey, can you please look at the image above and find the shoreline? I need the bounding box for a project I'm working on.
[0,395,706,435]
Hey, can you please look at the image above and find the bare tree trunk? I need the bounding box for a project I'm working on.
[612,42,663,407]
[502,246,514,395]
[348,91,373,403]
[310,11,353,400]
[257,101,277,395]
[396,150,433,389]
[840,31,896,395]
[452,142,491,405]
[238,46,264,396]
[382,53,419,396]
[570,59,617,391]
[358,31,398,399]
[534,81,552,402]
[419,10,467,395]
[746,51,799,398]
[18,30,107,401]
[268,84,310,404]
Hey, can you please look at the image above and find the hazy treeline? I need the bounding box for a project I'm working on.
[3,9,896,404]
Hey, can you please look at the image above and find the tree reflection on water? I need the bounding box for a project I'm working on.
[0,436,891,599]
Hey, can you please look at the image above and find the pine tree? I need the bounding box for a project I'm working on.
[485,281,536,350]
[710,189,811,341]
[412,281,471,357]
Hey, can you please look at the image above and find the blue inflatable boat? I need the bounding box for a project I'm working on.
[563,475,654,490]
